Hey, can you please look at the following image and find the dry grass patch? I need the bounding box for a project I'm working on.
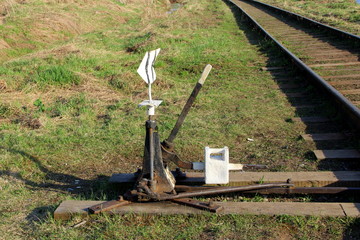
[30,12,81,42]
[0,0,147,62]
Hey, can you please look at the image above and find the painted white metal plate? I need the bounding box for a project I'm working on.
[205,147,229,184]
[138,100,162,116]
[192,162,205,171]
[137,48,161,84]
[138,100,163,107]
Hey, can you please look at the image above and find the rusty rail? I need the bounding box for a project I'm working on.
[175,185,360,195]
[229,0,360,131]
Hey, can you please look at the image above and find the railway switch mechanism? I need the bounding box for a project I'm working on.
[87,49,292,214]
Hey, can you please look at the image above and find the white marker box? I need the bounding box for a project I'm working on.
[205,147,230,184]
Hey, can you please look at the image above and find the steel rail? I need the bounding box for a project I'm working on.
[175,185,360,195]
[157,182,293,200]
[249,0,360,41]
[229,0,360,131]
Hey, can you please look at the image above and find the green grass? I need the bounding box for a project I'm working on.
[31,65,80,87]
[0,103,12,117]
[27,214,360,240]
[0,0,359,239]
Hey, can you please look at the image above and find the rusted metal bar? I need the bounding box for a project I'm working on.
[161,145,193,169]
[175,185,360,194]
[175,185,213,192]
[165,65,212,144]
[243,187,360,194]
[171,198,223,213]
[88,199,131,214]
[165,81,203,143]
[161,65,212,169]
[157,183,293,200]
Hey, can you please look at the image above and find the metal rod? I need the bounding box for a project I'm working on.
[175,185,360,194]
[149,125,154,182]
[88,199,130,214]
[166,65,212,143]
[148,83,152,103]
[158,183,293,200]
[171,198,223,213]
[244,187,360,194]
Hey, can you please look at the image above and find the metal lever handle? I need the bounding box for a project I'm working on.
[166,64,212,144]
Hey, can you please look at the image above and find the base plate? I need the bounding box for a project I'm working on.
[54,200,360,220]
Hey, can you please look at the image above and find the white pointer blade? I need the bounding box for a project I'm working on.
[137,48,161,84]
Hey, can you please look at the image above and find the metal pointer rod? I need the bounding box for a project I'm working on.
[165,64,212,144]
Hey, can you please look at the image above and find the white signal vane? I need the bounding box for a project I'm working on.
[137,48,162,116]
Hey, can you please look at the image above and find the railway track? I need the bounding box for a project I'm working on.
[229,0,360,163]
[230,0,360,132]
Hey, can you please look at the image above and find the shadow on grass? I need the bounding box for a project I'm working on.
[343,218,360,239]
[0,146,126,222]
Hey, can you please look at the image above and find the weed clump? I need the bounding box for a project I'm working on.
[47,94,91,118]
[31,65,80,87]
[33,98,46,112]
[12,114,42,129]
[0,103,12,118]
[108,74,128,90]
[125,32,153,53]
